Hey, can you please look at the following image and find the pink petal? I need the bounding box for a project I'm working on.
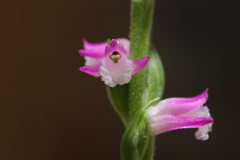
[79,64,101,76]
[78,49,103,59]
[148,114,214,135]
[116,38,130,54]
[154,89,209,116]
[82,39,108,49]
[181,105,211,118]
[80,39,130,59]
[132,56,150,74]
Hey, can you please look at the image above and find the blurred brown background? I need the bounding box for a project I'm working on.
[0,0,239,159]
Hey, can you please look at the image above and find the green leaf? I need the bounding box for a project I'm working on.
[142,43,165,105]
[106,84,129,126]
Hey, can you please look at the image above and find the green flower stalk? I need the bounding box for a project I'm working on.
[120,0,164,159]
[128,0,156,117]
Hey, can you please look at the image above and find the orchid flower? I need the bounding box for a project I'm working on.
[146,88,214,140]
[79,38,130,66]
[80,39,150,87]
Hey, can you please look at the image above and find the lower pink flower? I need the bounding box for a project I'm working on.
[146,88,214,140]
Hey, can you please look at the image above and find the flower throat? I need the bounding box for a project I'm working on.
[109,51,121,63]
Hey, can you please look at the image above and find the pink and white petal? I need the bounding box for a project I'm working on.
[84,57,101,66]
[180,106,211,118]
[82,39,108,50]
[132,56,150,74]
[79,64,101,76]
[148,114,214,135]
[116,38,130,54]
[153,89,209,116]
[78,49,104,59]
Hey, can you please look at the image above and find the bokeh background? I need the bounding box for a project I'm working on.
[1,0,239,159]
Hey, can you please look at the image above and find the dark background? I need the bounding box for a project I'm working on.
[1,0,239,159]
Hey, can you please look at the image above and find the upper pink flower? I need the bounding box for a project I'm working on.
[79,38,130,66]
[79,39,150,87]
[146,88,214,140]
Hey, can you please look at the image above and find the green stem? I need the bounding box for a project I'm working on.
[106,1,165,159]
[129,0,155,117]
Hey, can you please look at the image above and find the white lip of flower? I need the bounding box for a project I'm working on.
[100,51,134,87]
[182,106,213,140]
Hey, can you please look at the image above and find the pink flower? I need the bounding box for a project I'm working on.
[79,38,130,66]
[80,39,150,87]
[146,88,214,140]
